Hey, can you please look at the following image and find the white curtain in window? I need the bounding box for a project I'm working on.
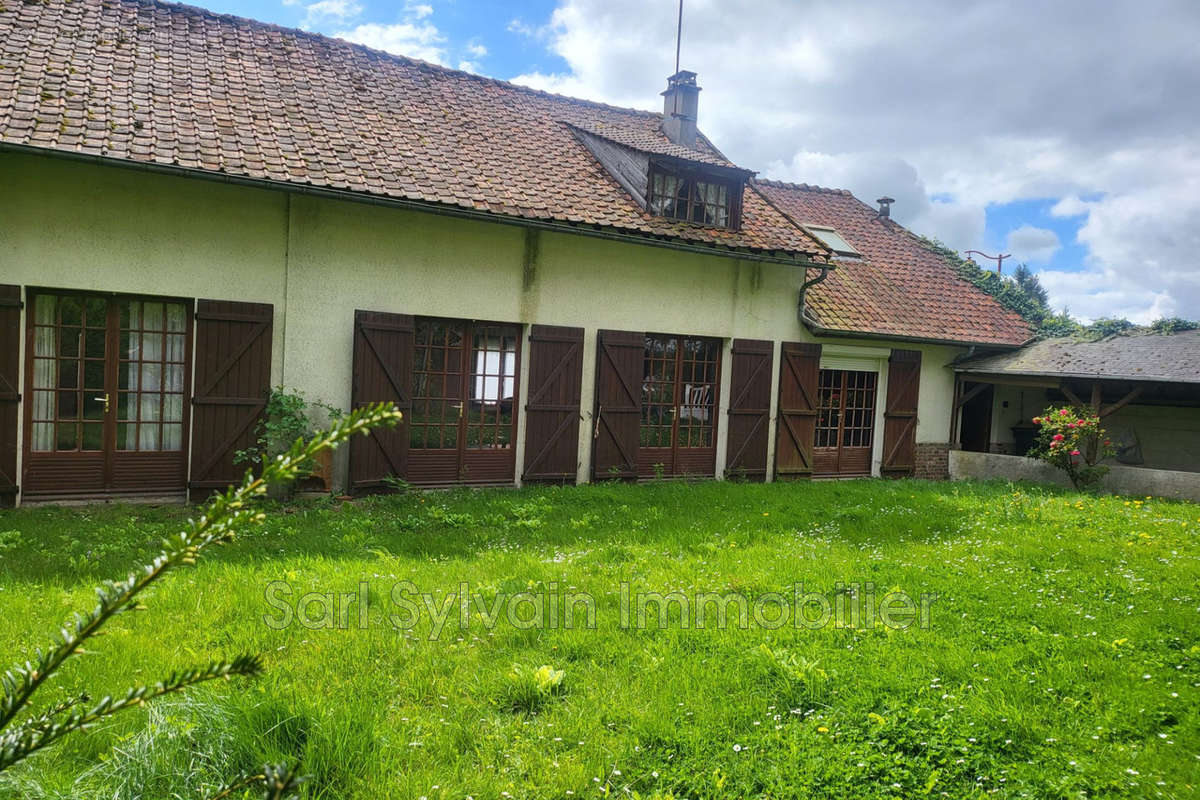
[31,297,57,451]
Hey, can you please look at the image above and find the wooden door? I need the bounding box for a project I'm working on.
[774,342,821,479]
[638,333,721,478]
[0,285,20,507]
[724,338,773,481]
[349,310,414,493]
[522,325,584,484]
[592,329,643,480]
[881,349,922,477]
[25,291,193,499]
[408,317,520,486]
[814,369,877,476]
[189,300,273,500]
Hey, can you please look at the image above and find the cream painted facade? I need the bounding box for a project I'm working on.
[2,151,964,496]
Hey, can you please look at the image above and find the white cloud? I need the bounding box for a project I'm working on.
[507,0,1200,322]
[336,20,446,63]
[1006,225,1061,265]
[293,0,362,28]
[506,18,538,38]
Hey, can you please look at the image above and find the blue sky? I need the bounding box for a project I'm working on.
[188,0,1199,322]
[201,0,566,76]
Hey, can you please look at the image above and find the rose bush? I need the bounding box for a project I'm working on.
[1030,405,1116,491]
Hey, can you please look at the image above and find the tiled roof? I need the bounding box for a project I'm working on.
[0,0,826,258]
[755,180,1033,347]
[566,120,742,170]
[954,330,1200,384]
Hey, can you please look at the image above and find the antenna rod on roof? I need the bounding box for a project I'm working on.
[675,0,683,77]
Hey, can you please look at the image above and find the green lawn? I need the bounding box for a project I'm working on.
[0,479,1196,799]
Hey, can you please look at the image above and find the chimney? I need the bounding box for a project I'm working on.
[876,196,895,219]
[661,70,700,148]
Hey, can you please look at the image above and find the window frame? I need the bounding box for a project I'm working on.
[803,225,861,258]
[645,161,744,231]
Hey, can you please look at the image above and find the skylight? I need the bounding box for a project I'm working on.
[805,225,860,257]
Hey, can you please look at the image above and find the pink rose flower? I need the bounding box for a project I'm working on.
[1059,409,1070,416]
[1070,449,1081,456]
[1052,433,1065,441]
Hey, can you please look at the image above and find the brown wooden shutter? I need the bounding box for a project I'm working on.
[725,338,773,481]
[881,348,922,478]
[188,300,273,501]
[348,310,414,493]
[592,329,643,480]
[0,285,20,508]
[523,324,584,484]
[774,341,821,480]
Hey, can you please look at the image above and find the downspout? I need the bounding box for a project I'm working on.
[797,262,833,324]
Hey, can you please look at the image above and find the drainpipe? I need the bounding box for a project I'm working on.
[797,262,833,323]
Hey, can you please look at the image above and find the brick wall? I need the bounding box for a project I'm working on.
[914,442,950,480]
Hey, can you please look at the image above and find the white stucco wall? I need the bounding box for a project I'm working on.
[1,151,970,493]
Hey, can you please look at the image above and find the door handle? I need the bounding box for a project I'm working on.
[93,393,110,414]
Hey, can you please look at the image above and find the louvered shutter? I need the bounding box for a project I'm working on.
[523,325,584,484]
[349,310,414,493]
[188,300,273,501]
[881,349,922,477]
[774,341,821,479]
[725,338,773,481]
[591,329,643,480]
[0,285,20,507]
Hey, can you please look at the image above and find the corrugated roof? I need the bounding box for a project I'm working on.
[955,330,1200,384]
[755,179,1033,347]
[0,0,826,258]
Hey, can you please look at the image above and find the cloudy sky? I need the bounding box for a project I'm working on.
[206,0,1200,323]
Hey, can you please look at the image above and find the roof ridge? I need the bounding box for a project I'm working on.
[130,0,664,120]
[753,177,852,195]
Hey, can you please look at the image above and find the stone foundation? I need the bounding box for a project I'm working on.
[914,442,950,480]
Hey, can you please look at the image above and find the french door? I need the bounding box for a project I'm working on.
[23,291,192,498]
[813,368,877,476]
[408,317,520,485]
[639,333,721,478]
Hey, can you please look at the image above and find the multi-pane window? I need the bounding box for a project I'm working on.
[816,369,877,449]
[467,325,518,448]
[29,295,187,453]
[30,295,107,452]
[411,320,465,450]
[647,167,734,228]
[641,334,720,449]
[410,319,518,451]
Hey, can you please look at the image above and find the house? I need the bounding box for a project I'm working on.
[0,0,1030,505]
[951,330,1200,476]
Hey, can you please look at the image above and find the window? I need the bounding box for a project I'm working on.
[647,165,739,229]
[805,225,860,257]
[641,334,720,450]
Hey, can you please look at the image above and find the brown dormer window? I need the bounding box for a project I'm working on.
[647,163,742,229]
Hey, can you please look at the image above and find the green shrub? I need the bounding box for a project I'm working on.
[1030,406,1116,490]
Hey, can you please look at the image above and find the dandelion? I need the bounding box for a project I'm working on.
[817,726,829,733]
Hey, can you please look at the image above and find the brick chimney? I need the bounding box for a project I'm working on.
[661,70,700,148]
